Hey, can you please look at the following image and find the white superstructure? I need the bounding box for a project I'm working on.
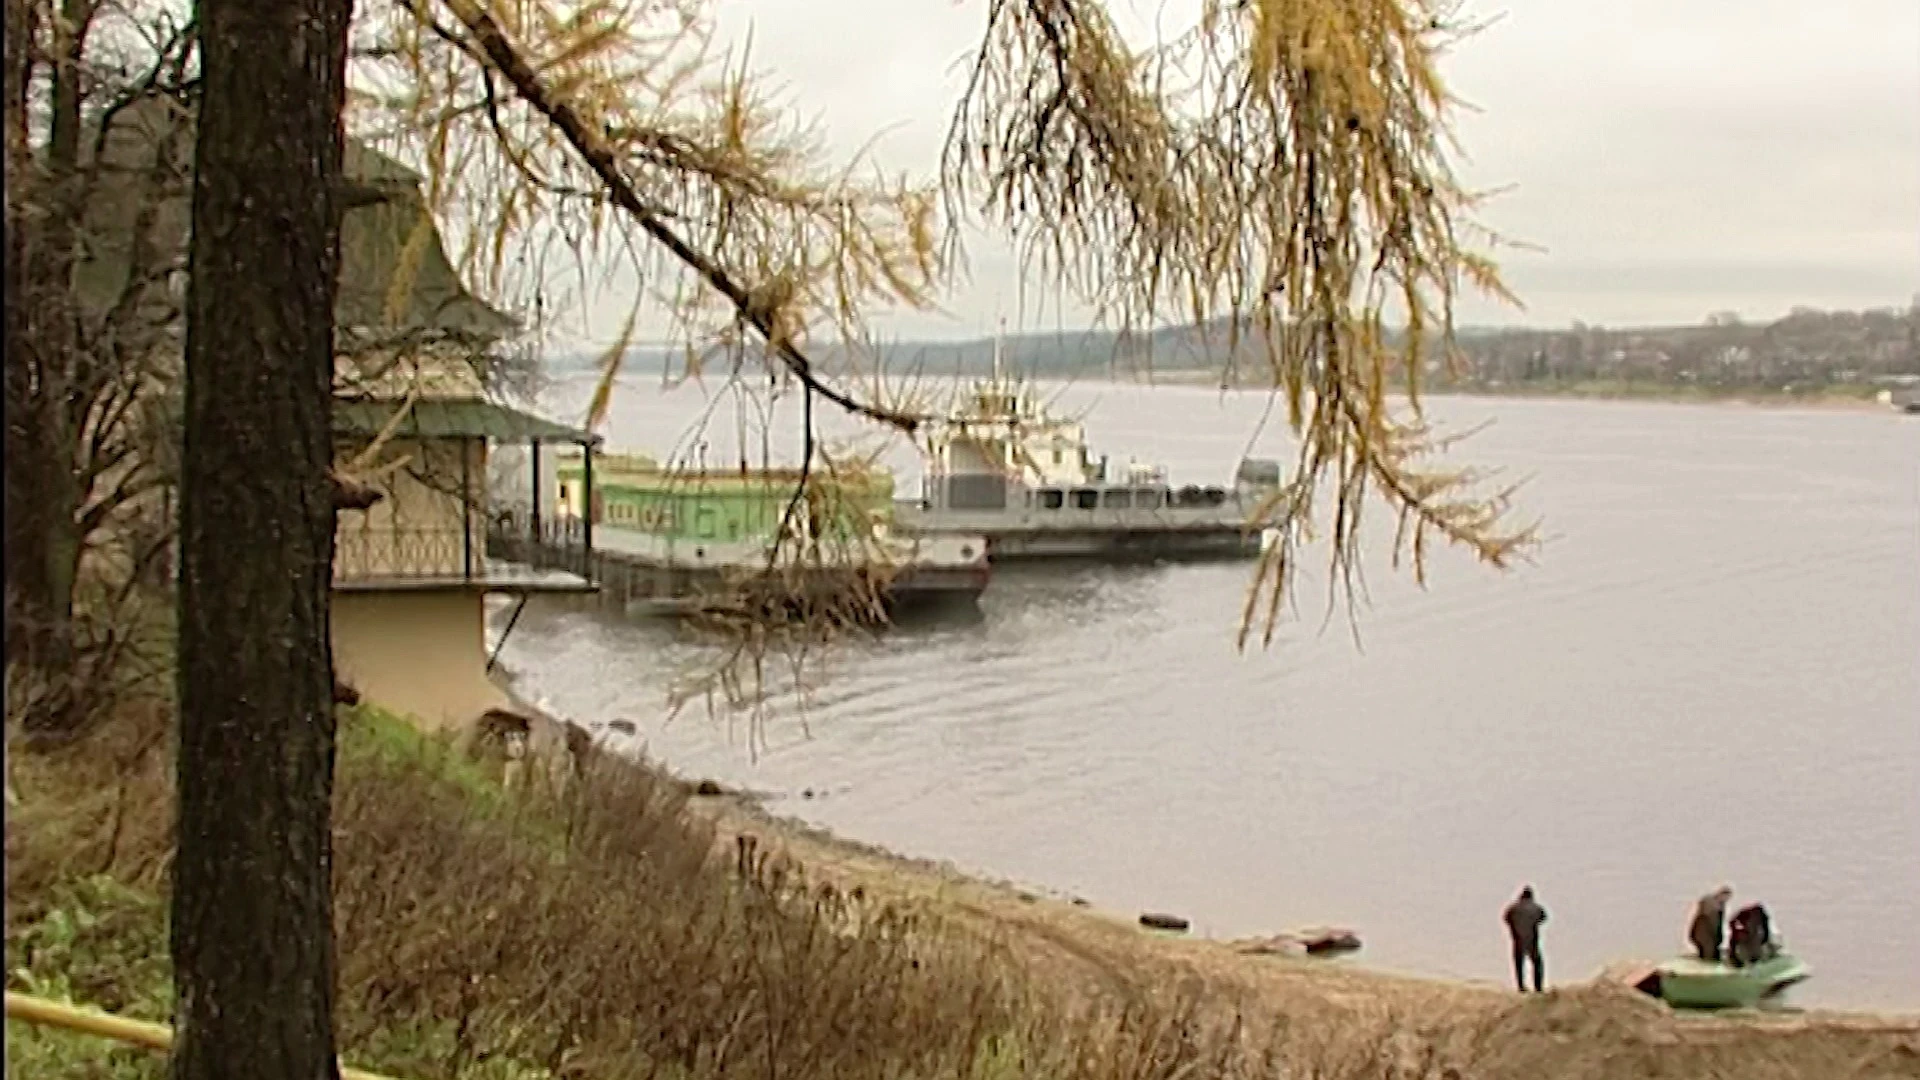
[897,326,1283,562]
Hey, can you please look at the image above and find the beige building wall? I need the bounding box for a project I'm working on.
[330,590,508,732]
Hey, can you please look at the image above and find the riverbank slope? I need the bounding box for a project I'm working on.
[676,764,1920,1074]
[8,700,1919,1080]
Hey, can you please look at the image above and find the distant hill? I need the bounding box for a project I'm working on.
[542,329,1133,379]
[546,303,1920,393]
[544,321,1507,380]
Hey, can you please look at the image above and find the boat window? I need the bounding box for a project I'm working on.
[1071,488,1099,510]
[1134,488,1164,509]
[1101,488,1132,509]
[1037,489,1065,510]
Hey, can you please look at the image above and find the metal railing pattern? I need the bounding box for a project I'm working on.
[334,524,474,583]
[331,512,596,587]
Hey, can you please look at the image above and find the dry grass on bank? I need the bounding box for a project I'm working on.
[8,701,1920,1080]
[3,702,1395,1080]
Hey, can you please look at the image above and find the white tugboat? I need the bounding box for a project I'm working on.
[895,325,1284,562]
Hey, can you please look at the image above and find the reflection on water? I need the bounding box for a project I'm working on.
[499,385,1920,1010]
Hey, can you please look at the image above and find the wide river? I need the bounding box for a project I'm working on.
[497,377,1920,1010]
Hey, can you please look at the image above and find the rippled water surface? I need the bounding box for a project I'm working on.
[499,381,1920,1009]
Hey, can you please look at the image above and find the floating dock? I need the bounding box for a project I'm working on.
[489,516,989,621]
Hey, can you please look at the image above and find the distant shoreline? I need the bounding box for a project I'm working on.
[554,363,1902,413]
[1100,370,1894,411]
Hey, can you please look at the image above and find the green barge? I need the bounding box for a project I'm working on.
[549,451,990,618]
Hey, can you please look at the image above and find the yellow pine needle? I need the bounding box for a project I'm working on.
[584,302,640,434]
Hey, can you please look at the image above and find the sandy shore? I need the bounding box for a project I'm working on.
[503,681,1920,1078]
[676,779,1920,1076]
[691,775,1912,1007]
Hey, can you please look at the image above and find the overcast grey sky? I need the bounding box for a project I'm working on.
[580,0,1920,342]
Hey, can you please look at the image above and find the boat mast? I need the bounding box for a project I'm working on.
[991,316,1015,473]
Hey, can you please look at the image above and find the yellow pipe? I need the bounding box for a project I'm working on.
[5,991,400,1080]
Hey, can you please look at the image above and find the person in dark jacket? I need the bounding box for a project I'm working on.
[1689,885,1734,962]
[1728,902,1773,967]
[1503,886,1549,992]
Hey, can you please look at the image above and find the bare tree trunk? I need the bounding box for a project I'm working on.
[2,3,33,629]
[5,0,96,719]
[2,0,81,681]
[170,0,353,1077]
[24,0,96,653]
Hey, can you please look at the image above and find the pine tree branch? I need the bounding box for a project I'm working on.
[421,0,923,434]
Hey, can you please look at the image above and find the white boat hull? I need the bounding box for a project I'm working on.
[906,371,1285,564]
[899,513,1265,562]
[985,528,1260,561]
[906,522,1267,564]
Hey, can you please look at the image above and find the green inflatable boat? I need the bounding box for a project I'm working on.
[1631,946,1811,1010]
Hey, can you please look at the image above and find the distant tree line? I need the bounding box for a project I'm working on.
[557,303,1920,394]
[1430,304,1920,392]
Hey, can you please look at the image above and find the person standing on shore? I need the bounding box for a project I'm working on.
[1503,886,1549,992]
[1689,885,1734,962]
